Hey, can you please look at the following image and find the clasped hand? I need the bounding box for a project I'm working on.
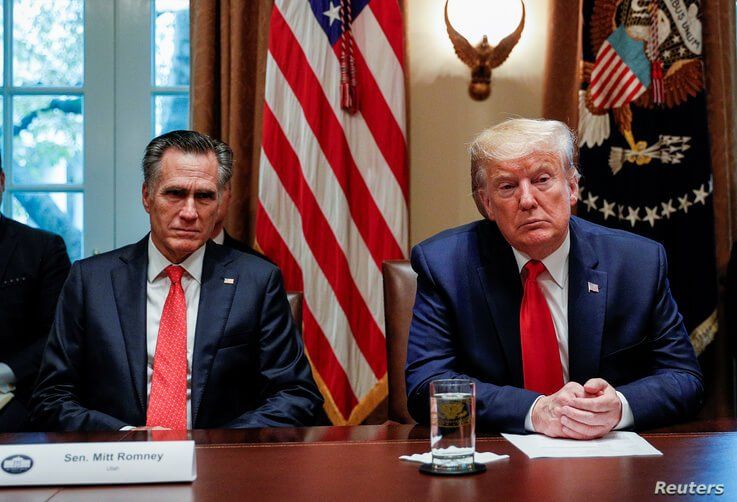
[531,378,622,439]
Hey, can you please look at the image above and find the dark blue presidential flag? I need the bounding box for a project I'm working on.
[577,0,716,354]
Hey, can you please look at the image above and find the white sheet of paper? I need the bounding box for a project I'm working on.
[501,431,662,458]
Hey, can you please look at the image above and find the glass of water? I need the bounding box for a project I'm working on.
[429,379,476,472]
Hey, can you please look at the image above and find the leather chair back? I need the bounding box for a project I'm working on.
[287,292,303,332]
[382,260,417,423]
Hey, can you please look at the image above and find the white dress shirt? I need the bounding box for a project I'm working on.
[513,232,634,431]
[142,237,205,429]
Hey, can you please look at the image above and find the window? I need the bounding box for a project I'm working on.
[1,0,84,260]
[0,0,190,260]
[153,0,189,136]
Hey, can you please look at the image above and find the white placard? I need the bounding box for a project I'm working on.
[0,441,196,486]
[502,431,663,459]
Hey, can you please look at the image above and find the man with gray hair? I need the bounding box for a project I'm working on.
[406,118,702,438]
[32,130,322,431]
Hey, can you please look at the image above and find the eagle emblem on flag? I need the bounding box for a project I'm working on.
[579,0,703,154]
[577,0,716,355]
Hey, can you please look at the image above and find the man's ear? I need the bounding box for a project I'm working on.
[142,183,151,214]
[221,186,232,206]
[568,175,579,207]
[480,189,496,221]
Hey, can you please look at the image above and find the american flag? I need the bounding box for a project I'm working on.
[590,26,651,110]
[256,0,408,424]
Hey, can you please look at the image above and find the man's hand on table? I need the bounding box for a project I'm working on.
[532,378,622,440]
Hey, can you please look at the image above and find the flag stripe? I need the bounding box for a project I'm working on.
[609,74,641,108]
[259,154,378,399]
[256,207,360,418]
[367,0,404,68]
[592,61,628,107]
[269,7,405,265]
[590,46,617,89]
[261,104,387,378]
[255,210,302,291]
[302,307,359,418]
[276,2,408,250]
[352,6,407,138]
[591,58,625,100]
[590,44,615,83]
[619,82,646,107]
[265,55,385,332]
[340,37,409,199]
[259,0,408,423]
[603,71,637,108]
[590,51,621,97]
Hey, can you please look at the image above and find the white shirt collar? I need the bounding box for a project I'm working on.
[212,229,225,245]
[147,235,206,284]
[511,230,570,289]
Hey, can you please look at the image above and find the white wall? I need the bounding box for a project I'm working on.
[407,0,551,245]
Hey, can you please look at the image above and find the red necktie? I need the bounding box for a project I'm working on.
[520,260,564,395]
[146,265,188,430]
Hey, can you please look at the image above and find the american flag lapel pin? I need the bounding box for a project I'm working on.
[223,278,235,285]
[587,281,599,293]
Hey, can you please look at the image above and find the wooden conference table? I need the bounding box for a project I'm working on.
[1,419,736,501]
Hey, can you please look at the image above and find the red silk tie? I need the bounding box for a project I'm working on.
[520,260,564,395]
[146,265,188,430]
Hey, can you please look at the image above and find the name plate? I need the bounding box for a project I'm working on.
[0,441,196,486]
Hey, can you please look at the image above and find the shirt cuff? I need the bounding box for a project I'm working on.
[614,391,634,429]
[524,395,544,432]
[0,363,16,393]
[119,426,135,431]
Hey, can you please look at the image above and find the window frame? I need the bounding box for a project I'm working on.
[0,0,190,258]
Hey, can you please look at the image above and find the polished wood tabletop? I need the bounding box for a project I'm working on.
[1,420,736,501]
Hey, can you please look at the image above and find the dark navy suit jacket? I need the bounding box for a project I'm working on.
[222,230,273,264]
[31,237,322,431]
[406,217,703,433]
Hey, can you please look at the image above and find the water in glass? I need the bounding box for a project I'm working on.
[430,380,475,471]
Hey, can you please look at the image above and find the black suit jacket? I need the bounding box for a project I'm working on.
[31,237,322,431]
[0,215,70,431]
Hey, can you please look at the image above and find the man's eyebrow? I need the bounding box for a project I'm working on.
[489,171,517,181]
[161,185,186,192]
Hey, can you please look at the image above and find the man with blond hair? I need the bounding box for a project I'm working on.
[406,118,702,438]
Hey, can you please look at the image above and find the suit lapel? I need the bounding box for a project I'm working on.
[476,223,525,386]
[111,238,149,418]
[0,217,19,282]
[567,219,607,383]
[191,242,237,427]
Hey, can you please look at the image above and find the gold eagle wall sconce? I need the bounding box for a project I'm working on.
[444,0,526,101]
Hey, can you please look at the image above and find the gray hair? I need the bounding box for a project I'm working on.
[142,130,233,192]
[469,118,579,215]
